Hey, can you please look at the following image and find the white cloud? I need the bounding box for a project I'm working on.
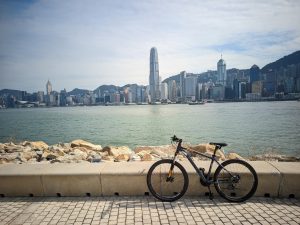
[0,0,300,92]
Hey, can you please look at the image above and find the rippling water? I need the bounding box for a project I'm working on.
[0,101,299,156]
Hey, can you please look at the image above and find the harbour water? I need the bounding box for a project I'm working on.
[0,101,299,156]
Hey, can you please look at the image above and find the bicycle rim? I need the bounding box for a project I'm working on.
[147,159,189,202]
[214,159,258,202]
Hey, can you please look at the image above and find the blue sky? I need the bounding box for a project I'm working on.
[0,0,300,92]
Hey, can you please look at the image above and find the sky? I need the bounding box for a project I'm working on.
[0,0,300,92]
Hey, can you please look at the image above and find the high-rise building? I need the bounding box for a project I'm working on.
[185,76,197,101]
[149,47,160,103]
[46,80,52,95]
[168,80,177,102]
[217,56,227,86]
[160,82,168,100]
[250,65,260,92]
[46,80,53,105]
[179,71,186,100]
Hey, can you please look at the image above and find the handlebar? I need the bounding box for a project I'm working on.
[171,135,182,143]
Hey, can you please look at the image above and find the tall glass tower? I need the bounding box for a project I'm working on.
[149,47,160,103]
[217,56,227,86]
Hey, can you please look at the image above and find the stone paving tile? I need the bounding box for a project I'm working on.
[0,197,299,225]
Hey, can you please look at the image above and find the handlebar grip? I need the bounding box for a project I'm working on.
[171,135,179,142]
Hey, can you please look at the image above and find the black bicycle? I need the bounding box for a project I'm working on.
[147,135,258,202]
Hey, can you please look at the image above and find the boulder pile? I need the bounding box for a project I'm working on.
[0,140,297,164]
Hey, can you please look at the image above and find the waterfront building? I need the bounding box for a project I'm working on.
[46,80,53,105]
[160,82,168,100]
[217,56,227,86]
[66,96,73,105]
[239,82,246,99]
[212,85,225,100]
[168,80,177,102]
[250,65,260,91]
[149,47,160,103]
[252,81,263,94]
[46,80,52,95]
[135,86,142,103]
[37,91,44,103]
[215,56,227,100]
[60,89,67,106]
[185,76,197,101]
[179,71,186,100]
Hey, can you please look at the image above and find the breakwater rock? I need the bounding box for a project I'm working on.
[0,140,298,164]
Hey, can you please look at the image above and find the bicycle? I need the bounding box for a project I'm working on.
[147,135,258,202]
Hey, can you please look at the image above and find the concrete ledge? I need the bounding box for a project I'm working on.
[269,162,300,198]
[0,161,299,198]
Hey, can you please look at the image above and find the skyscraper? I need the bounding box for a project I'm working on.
[179,71,186,100]
[217,56,227,86]
[149,47,160,103]
[46,80,52,95]
[185,76,197,101]
[250,65,260,82]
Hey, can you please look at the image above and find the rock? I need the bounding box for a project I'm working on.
[102,155,115,162]
[141,153,154,161]
[0,152,19,162]
[25,141,49,150]
[114,154,130,162]
[49,145,65,156]
[136,150,150,158]
[50,159,61,164]
[227,152,244,160]
[46,154,57,161]
[134,146,152,154]
[70,139,102,151]
[102,146,132,157]
[72,148,88,160]
[20,151,37,161]
[151,145,176,158]
[189,143,215,154]
[91,154,101,163]
[27,158,37,163]
[136,150,154,161]
[130,154,141,161]
[36,150,43,156]
[4,143,23,153]
[135,145,175,159]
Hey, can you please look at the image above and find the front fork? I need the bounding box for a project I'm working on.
[166,146,180,182]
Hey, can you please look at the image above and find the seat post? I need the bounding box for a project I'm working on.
[213,145,220,156]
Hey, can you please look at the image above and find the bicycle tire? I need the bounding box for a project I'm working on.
[214,159,258,202]
[147,159,189,202]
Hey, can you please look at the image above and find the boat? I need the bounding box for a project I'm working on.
[188,101,205,105]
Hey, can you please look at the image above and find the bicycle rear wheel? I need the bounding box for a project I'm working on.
[214,159,258,202]
[147,159,189,202]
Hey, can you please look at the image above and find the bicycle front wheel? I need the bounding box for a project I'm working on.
[214,159,258,202]
[147,159,189,202]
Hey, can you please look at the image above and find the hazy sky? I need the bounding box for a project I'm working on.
[1,0,300,92]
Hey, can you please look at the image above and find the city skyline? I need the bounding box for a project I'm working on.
[1,0,300,92]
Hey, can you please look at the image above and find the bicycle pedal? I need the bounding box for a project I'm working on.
[209,193,214,200]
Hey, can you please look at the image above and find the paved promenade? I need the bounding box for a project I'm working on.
[0,197,299,225]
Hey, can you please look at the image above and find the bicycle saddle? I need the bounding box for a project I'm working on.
[209,142,227,147]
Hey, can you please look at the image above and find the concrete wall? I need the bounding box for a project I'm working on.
[0,161,299,198]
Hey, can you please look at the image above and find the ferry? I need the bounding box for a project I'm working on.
[188,101,205,105]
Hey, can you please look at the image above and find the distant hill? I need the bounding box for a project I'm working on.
[93,85,120,95]
[67,88,90,96]
[262,50,300,73]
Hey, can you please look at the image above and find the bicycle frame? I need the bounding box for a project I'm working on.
[170,140,226,186]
